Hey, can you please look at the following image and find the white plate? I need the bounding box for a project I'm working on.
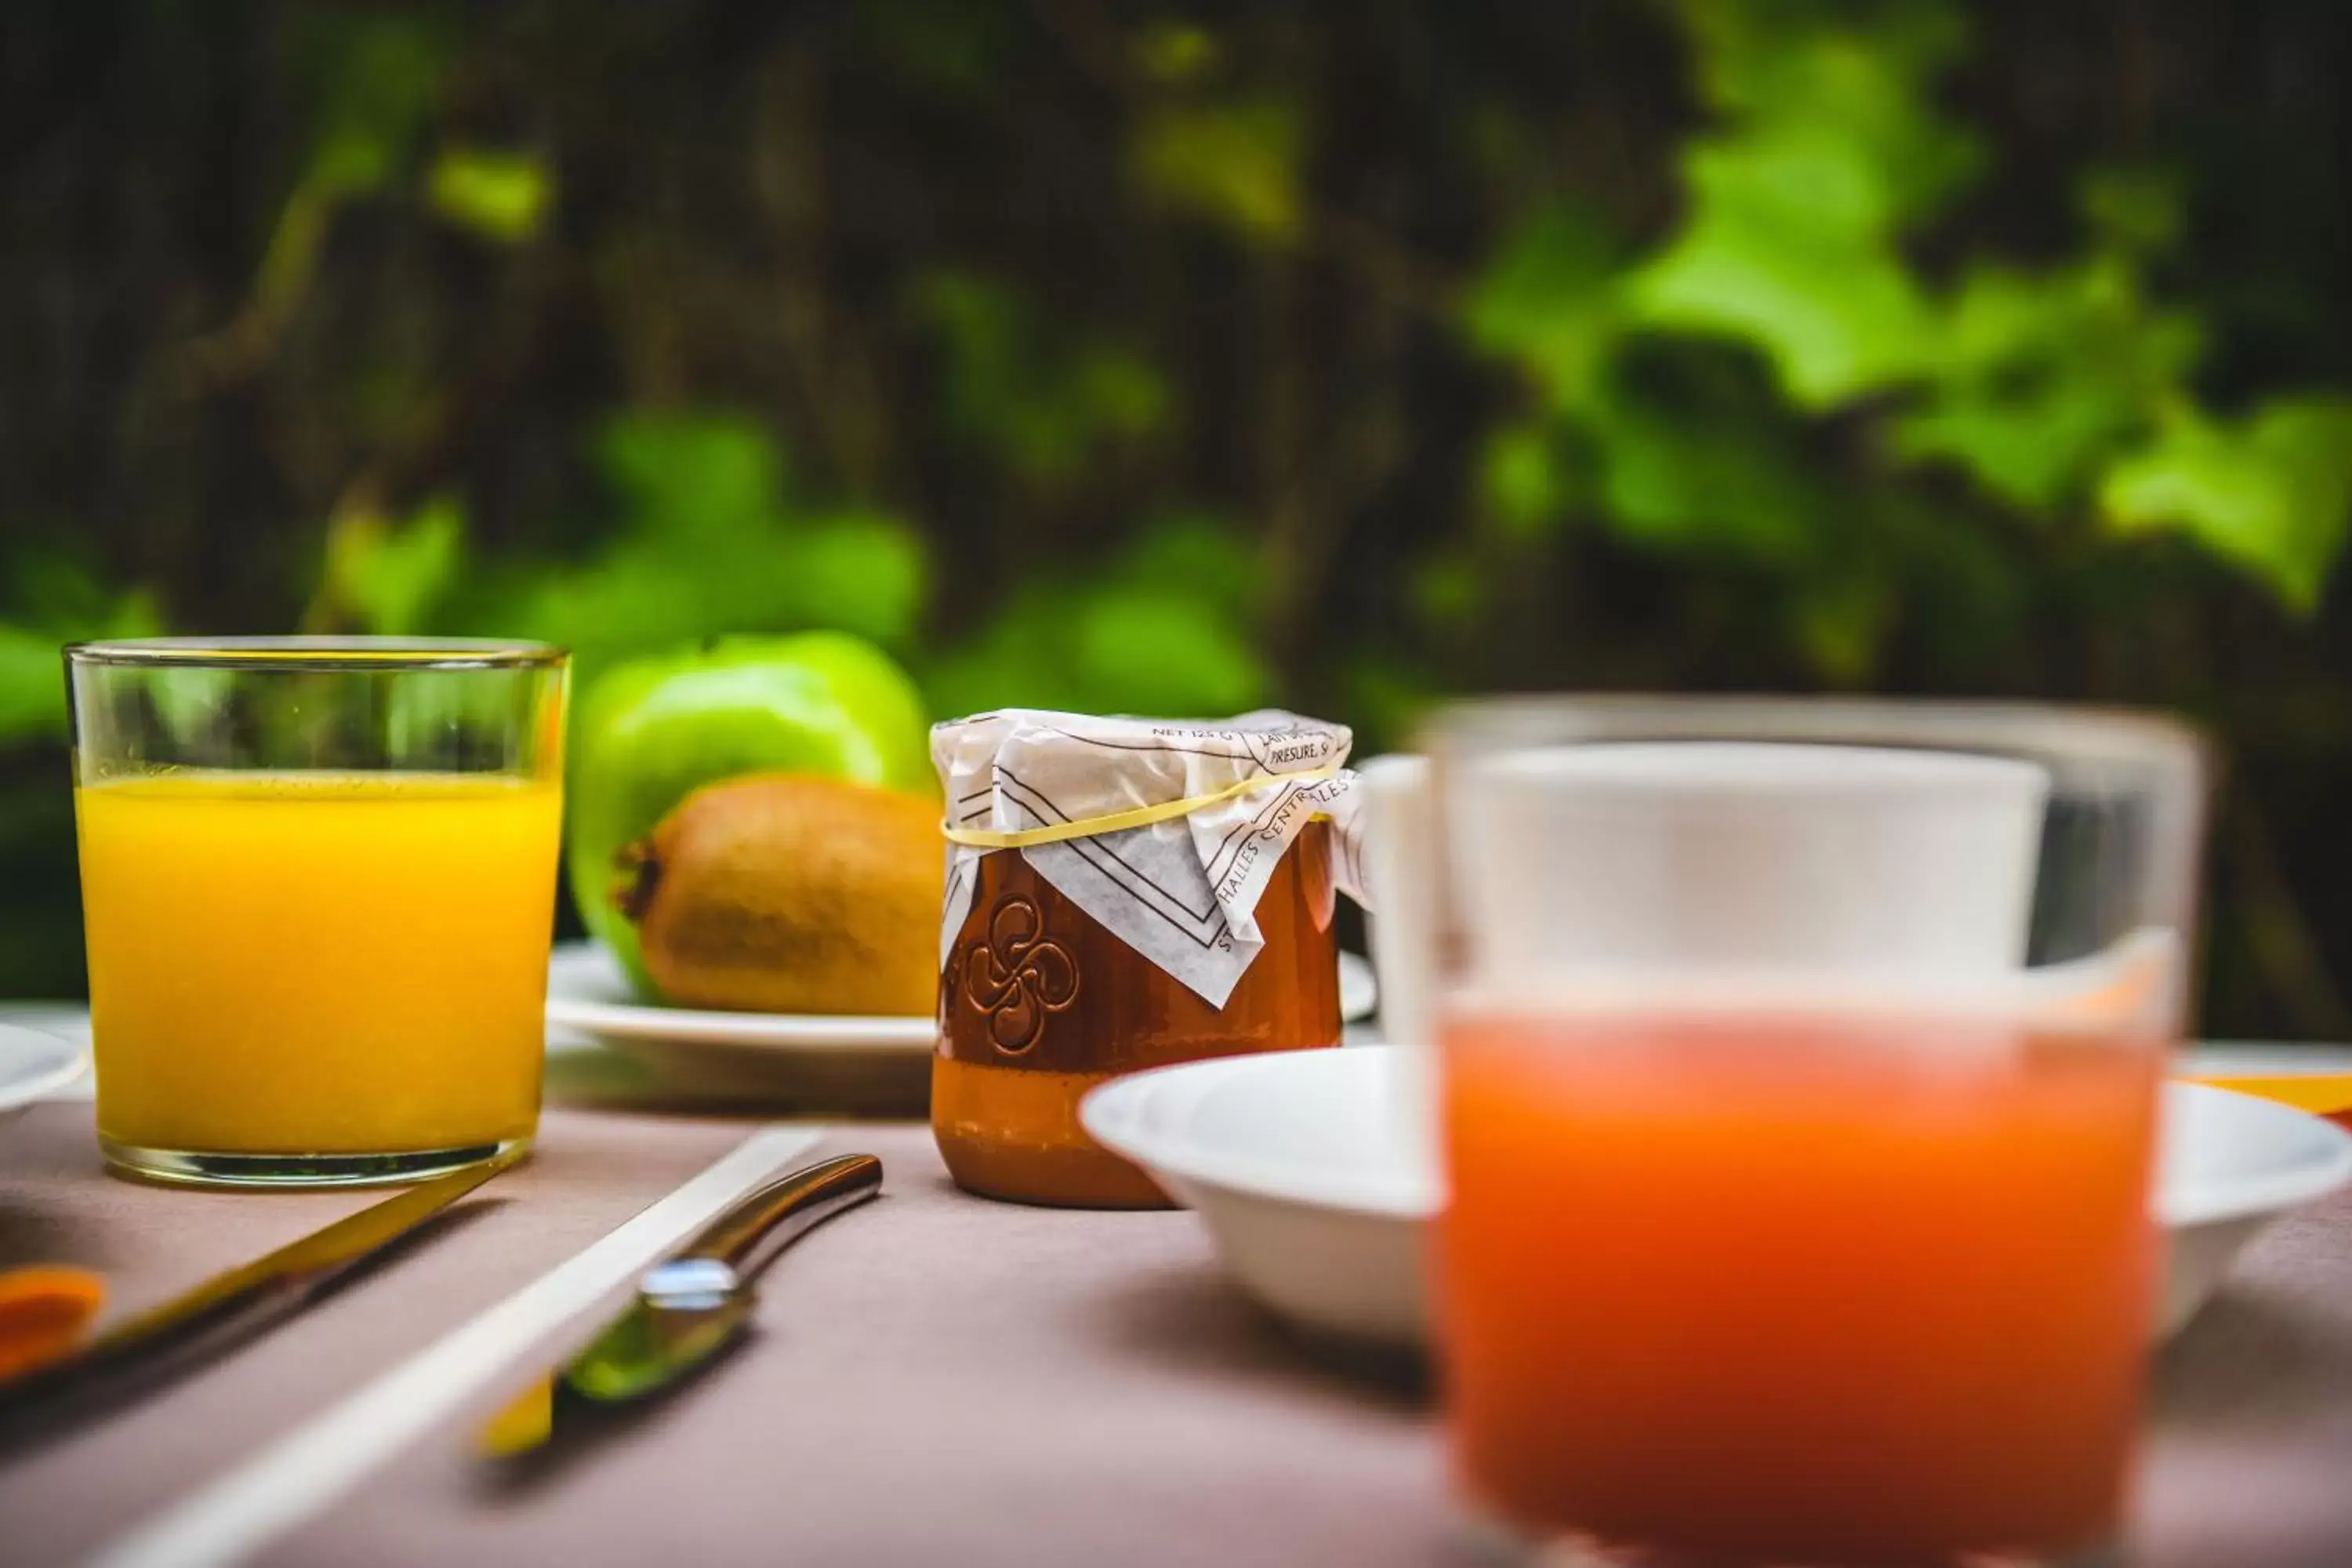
[547,944,939,1052]
[547,942,1377,1052]
[546,942,1377,1107]
[0,1021,90,1131]
[1081,1044,2352,1347]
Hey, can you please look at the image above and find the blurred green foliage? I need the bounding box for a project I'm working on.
[459,415,929,691]
[911,272,1173,488]
[1136,96,1308,244]
[2102,400,2352,612]
[925,514,1269,720]
[6,0,2352,1031]
[0,572,160,746]
[1459,0,2352,681]
[426,147,554,244]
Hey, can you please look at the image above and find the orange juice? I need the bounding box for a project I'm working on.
[1441,1010,2161,1564]
[76,771,563,1159]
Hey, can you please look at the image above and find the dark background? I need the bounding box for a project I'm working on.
[5,1,2351,1037]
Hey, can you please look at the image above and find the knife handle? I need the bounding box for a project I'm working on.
[677,1154,882,1280]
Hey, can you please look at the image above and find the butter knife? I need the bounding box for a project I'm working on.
[0,1149,520,1446]
[477,1152,881,1459]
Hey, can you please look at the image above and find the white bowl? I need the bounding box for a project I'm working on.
[1081,1045,2352,1347]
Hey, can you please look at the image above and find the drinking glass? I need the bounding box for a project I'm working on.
[1418,698,2207,1567]
[66,637,569,1187]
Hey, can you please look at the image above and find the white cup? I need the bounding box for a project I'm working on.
[1361,741,2053,1179]
[1453,742,2050,989]
[1358,754,1442,1178]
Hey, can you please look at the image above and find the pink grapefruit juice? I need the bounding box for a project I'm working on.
[1440,1007,2163,1564]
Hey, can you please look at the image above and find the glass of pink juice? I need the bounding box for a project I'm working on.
[1444,1003,2163,1563]
[1404,699,2209,1566]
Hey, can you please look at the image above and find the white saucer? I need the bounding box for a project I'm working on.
[0,1021,90,1132]
[1081,1045,2352,1347]
[546,942,1377,1105]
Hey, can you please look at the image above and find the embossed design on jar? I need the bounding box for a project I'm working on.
[964,894,1079,1054]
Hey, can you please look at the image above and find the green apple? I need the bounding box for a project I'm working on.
[567,632,935,993]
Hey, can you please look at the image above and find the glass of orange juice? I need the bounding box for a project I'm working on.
[65,637,568,1187]
[1414,699,2208,1566]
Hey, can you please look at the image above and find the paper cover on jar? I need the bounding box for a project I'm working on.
[934,710,1366,1007]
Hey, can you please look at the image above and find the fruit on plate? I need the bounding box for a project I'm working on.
[618,773,943,1016]
[568,633,933,993]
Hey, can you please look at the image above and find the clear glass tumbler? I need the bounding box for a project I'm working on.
[1416,698,2207,1567]
[65,637,569,1187]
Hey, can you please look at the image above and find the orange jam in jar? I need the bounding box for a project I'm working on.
[931,709,1363,1207]
[934,821,1341,1206]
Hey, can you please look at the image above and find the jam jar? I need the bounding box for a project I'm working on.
[934,820,1341,1206]
[929,706,1362,1208]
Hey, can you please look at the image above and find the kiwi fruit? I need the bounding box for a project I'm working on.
[618,773,942,1015]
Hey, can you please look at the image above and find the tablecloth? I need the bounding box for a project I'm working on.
[5,1100,2352,1564]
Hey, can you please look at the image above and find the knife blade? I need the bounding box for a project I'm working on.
[0,1149,520,1446]
[476,1152,881,1459]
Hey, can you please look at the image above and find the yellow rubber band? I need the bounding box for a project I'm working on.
[942,767,1339,850]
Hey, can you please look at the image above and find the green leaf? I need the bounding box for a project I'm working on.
[2100,397,2352,612]
[1461,201,1623,415]
[1133,96,1304,244]
[1069,588,1264,717]
[1894,261,2200,510]
[476,556,713,695]
[0,625,67,742]
[322,495,465,635]
[597,412,786,541]
[0,580,162,743]
[427,147,553,243]
[1677,0,1976,223]
[1588,401,1831,566]
[1626,0,1980,405]
[773,513,930,647]
[1628,142,1940,404]
[491,520,929,695]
